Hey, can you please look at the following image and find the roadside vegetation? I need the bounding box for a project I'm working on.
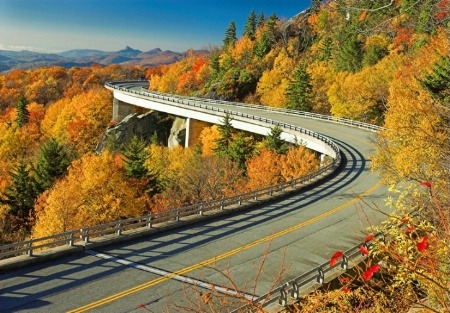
[0,0,449,311]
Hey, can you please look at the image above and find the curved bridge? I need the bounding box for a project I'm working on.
[0,81,387,312]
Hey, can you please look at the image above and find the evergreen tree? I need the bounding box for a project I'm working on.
[255,32,271,58]
[420,55,450,103]
[266,13,279,46]
[223,21,237,49]
[362,44,388,67]
[257,11,265,29]
[123,136,160,196]
[209,50,222,81]
[318,37,333,61]
[214,113,234,157]
[122,136,149,178]
[311,0,322,14]
[1,157,37,228]
[34,138,72,194]
[15,94,29,128]
[335,27,362,73]
[243,10,257,40]
[285,63,313,111]
[265,125,288,155]
[229,132,253,173]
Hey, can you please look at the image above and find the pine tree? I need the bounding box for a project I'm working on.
[255,32,271,58]
[266,13,279,46]
[257,11,265,29]
[223,21,237,49]
[285,63,313,111]
[228,132,253,173]
[420,55,450,103]
[362,44,387,67]
[214,113,234,157]
[311,0,322,14]
[123,136,160,196]
[243,10,257,40]
[15,94,29,128]
[34,138,72,194]
[265,125,288,155]
[1,157,37,228]
[318,37,333,61]
[122,136,149,178]
[335,28,362,73]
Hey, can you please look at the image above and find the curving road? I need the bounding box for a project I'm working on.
[0,83,388,313]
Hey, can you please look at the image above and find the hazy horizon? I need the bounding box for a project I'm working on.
[0,0,310,54]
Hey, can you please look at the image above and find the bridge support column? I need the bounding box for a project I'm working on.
[185,118,211,148]
[112,98,133,123]
[320,154,326,167]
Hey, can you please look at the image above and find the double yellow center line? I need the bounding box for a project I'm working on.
[68,180,383,312]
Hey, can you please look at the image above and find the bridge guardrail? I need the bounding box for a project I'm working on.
[0,155,337,259]
[105,81,383,132]
[230,233,385,312]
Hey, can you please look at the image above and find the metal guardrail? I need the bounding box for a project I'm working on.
[0,163,336,259]
[230,234,385,312]
[0,82,344,259]
[105,80,384,132]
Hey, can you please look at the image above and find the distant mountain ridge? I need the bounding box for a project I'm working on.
[0,46,208,73]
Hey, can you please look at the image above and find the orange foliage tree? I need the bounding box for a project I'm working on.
[279,145,319,181]
[41,88,112,154]
[246,149,282,190]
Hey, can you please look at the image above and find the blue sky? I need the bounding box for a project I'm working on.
[0,0,310,53]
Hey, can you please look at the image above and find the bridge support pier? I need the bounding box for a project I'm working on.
[320,154,326,167]
[185,118,211,148]
[112,98,133,122]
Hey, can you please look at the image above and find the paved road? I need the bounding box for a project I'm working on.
[0,87,388,313]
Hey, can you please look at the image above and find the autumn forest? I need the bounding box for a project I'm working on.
[0,0,449,311]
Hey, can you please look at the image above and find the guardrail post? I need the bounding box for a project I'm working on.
[67,233,74,246]
[27,242,32,256]
[81,228,89,243]
[220,198,224,210]
[238,196,242,205]
[147,216,152,228]
[198,205,203,216]
[269,187,273,196]
[116,222,122,235]
[175,210,179,221]
[279,284,288,306]
[317,266,325,284]
[291,280,299,300]
[254,192,257,200]
[341,254,348,270]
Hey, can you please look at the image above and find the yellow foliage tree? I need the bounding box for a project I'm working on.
[40,88,112,153]
[199,125,220,156]
[328,53,404,124]
[372,28,449,192]
[308,61,336,114]
[33,151,144,237]
[256,49,296,108]
[230,35,255,68]
[279,146,319,181]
